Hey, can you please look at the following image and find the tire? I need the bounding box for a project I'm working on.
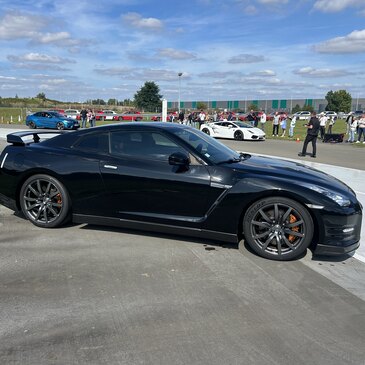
[119,117,123,121]
[202,128,210,135]
[243,197,313,260]
[19,174,71,228]
[56,122,65,130]
[29,121,36,129]
[234,131,243,140]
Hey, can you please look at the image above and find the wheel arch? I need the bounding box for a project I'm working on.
[15,168,72,212]
[235,189,320,250]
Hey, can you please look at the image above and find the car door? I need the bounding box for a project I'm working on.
[99,130,218,227]
[35,112,53,128]
[43,112,58,128]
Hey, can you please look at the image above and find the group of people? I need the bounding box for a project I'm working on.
[297,111,365,158]
[345,113,365,144]
[80,108,96,128]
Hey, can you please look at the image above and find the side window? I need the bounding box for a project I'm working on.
[73,133,109,154]
[110,131,200,164]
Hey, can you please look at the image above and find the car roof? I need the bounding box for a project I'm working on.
[41,122,188,147]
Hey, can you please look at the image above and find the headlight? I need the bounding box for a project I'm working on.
[309,185,351,207]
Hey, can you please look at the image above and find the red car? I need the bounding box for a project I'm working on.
[113,111,143,121]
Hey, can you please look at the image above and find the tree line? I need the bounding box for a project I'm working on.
[0,84,353,113]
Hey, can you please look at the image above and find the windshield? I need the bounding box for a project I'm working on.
[234,121,254,128]
[170,126,241,164]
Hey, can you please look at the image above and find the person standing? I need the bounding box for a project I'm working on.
[280,115,287,137]
[289,115,296,138]
[178,110,184,124]
[80,108,88,128]
[260,110,267,132]
[327,116,335,134]
[345,113,354,142]
[356,115,365,143]
[348,117,358,143]
[247,110,256,127]
[272,112,280,137]
[298,111,320,158]
[319,113,328,140]
[88,109,96,127]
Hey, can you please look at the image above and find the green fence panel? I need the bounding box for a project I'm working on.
[272,100,279,109]
[280,100,287,109]
[233,100,239,109]
[167,102,172,108]
[211,101,217,109]
[192,101,197,109]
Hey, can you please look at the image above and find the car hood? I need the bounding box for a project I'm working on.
[230,154,352,193]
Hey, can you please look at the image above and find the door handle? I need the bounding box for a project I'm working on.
[103,165,117,170]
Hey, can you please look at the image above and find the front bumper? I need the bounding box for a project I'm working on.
[314,241,360,256]
[313,208,362,256]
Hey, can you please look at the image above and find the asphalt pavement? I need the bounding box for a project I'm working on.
[0,125,365,365]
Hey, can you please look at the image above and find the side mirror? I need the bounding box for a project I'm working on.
[169,152,190,166]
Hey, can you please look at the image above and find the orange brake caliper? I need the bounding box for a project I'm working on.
[288,214,299,242]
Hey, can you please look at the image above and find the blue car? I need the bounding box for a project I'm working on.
[26,111,80,130]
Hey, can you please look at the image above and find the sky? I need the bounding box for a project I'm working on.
[0,0,364,103]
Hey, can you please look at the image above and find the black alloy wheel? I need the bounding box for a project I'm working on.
[202,128,210,135]
[19,174,70,228]
[243,197,313,260]
[234,131,243,140]
[29,121,36,129]
[56,122,65,130]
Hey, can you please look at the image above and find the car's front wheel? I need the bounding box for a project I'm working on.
[56,122,65,130]
[243,197,313,260]
[19,174,70,228]
[234,131,243,140]
[28,121,36,129]
[202,128,210,135]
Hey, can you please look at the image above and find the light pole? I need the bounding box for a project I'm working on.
[178,72,183,113]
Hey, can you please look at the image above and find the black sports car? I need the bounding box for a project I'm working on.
[0,123,362,260]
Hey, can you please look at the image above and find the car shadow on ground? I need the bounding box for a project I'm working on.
[80,223,238,251]
[11,211,356,262]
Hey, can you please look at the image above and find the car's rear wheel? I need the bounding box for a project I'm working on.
[29,121,36,129]
[20,174,70,228]
[56,122,65,130]
[234,131,243,140]
[243,197,313,260]
[202,128,210,135]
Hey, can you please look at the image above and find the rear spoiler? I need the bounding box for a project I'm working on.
[6,130,70,146]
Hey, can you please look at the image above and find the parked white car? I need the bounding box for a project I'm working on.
[64,109,80,119]
[292,111,311,120]
[200,121,265,141]
[324,111,338,119]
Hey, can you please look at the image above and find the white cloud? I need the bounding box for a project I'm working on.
[257,0,288,4]
[157,48,197,60]
[313,0,364,12]
[314,29,365,53]
[244,5,258,15]
[94,67,187,82]
[249,70,276,77]
[122,12,163,31]
[0,12,45,40]
[228,54,265,64]
[7,53,75,64]
[293,67,353,78]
